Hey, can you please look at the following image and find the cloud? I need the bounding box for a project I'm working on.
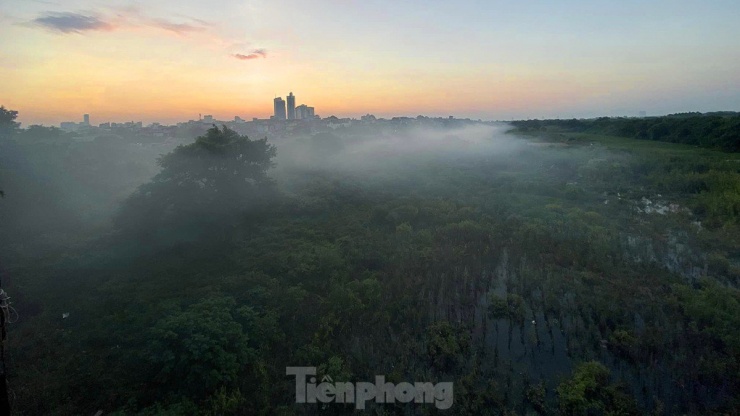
[114,6,206,35]
[29,9,207,35]
[148,18,204,34]
[233,49,267,60]
[32,12,114,34]
[27,8,265,61]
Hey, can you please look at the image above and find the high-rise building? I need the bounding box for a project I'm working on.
[83,114,90,125]
[295,104,307,120]
[287,92,296,120]
[274,97,286,120]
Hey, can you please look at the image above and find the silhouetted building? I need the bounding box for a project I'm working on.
[296,104,307,120]
[60,122,78,131]
[295,104,316,120]
[274,97,286,120]
[83,114,90,125]
[287,92,296,120]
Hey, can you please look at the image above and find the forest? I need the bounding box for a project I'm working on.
[0,106,739,415]
[511,112,740,152]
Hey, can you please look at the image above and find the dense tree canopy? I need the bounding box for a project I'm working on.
[3,109,740,414]
[147,297,256,399]
[557,361,638,415]
[116,125,277,240]
[0,106,19,138]
[511,112,740,152]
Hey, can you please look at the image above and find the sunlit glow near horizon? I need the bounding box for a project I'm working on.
[2,0,740,126]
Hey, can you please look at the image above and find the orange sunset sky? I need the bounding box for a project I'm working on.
[2,0,740,125]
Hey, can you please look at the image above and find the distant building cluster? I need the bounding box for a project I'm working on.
[52,109,479,148]
[56,92,478,143]
[58,92,321,134]
[273,92,315,121]
[60,114,91,131]
[60,114,147,132]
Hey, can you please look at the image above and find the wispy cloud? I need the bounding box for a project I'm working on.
[29,8,207,35]
[233,49,267,60]
[27,8,270,62]
[32,12,113,34]
[113,6,206,35]
[147,18,204,34]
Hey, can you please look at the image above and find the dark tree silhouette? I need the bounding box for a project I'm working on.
[116,125,277,240]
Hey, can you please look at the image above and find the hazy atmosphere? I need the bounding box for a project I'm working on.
[1,1,739,415]
[2,0,740,124]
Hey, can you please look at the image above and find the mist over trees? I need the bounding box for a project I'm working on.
[115,126,277,243]
[1,106,739,414]
[0,111,186,257]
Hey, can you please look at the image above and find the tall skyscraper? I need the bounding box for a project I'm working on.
[287,92,296,120]
[83,114,90,125]
[273,97,286,120]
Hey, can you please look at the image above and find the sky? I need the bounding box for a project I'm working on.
[1,0,740,125]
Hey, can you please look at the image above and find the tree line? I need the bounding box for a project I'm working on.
[511,112,740,152]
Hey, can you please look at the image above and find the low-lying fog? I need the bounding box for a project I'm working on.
[1,120,612,257]
[274,123,523,175]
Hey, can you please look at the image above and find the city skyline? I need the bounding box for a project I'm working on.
[2,1,740,126]
[23,103,740,131]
